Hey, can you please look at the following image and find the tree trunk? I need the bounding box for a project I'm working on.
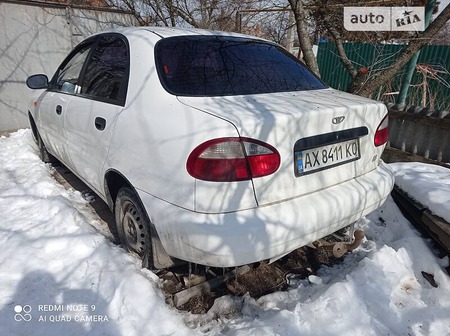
[322,13,358,79]
[349,4,450,97]
[288,0,321,77]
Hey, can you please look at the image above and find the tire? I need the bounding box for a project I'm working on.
[37,132,56,163]
[115,187,153,268]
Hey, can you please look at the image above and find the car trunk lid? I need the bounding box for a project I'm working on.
[178,88,388,206]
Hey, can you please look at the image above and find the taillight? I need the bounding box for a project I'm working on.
[187,137,280,182]
[374,115,389,147]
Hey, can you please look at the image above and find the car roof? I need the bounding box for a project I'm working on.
[100,26,268,42]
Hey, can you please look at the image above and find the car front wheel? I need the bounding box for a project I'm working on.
[115,187,153,268]
[37,131,56,163]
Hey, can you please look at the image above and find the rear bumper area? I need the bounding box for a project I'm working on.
[139,162,394,267]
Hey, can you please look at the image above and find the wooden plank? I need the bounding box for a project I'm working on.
[391,186,450,255]
[422,211,450,255]
[382,147,450,169]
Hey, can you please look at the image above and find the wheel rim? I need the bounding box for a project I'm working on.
[120,200,147,255]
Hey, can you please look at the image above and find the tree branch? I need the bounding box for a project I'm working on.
[350,4,450,97]
[288,0,321,77]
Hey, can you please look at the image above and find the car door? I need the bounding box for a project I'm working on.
[37,43,93,166]
[65,34,129,196]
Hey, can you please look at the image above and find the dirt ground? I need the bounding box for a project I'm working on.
[161,243,342,314]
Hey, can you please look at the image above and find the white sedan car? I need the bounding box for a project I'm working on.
[26,27,394,269]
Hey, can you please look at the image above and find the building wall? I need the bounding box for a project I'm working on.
[0,0,137,132]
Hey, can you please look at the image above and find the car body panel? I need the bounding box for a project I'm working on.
[104,30,257,212]
[138,162,393,267]
[177,89,388,206]
[65,96,123,195]
[35,91,73,166]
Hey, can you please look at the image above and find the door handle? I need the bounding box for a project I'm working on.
[95,117,106,131]
[56,105,62,115]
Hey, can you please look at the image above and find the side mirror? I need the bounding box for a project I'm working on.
[26,74,49,89]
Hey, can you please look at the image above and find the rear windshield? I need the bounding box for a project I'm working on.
[155,36,326,96]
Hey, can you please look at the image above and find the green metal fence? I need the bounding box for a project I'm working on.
[317,42,450,110]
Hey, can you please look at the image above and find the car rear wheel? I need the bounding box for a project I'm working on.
[115,187,153,268]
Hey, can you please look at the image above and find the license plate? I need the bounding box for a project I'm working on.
[296,138,360,175]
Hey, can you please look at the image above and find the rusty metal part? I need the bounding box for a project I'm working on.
[331,230,365,258]
[346,230,365,251]
[172,265,251,307]
[318,229,365,258]
[168,229,366,307]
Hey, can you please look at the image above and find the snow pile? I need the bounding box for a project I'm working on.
[0,130,195,336]
[1,129,449,336]
[189,199,450,335]
[390,162,450,223]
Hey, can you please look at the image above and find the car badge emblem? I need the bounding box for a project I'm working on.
[332,116,345,124]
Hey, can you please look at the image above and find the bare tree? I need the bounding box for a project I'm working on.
[349,3,450,97]
[288,0,320,76]
[108,0,272,29]
[108,0,449,101]
[306,0,450,98]
[431,21,450,44]
[242,10,292,45]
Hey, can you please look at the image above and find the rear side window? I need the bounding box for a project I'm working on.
[81,35,129,105]
[155,36,326,96]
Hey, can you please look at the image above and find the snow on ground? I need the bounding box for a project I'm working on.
[390,162,450,223]
[0,130,195,336]
[1,129,449,336]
